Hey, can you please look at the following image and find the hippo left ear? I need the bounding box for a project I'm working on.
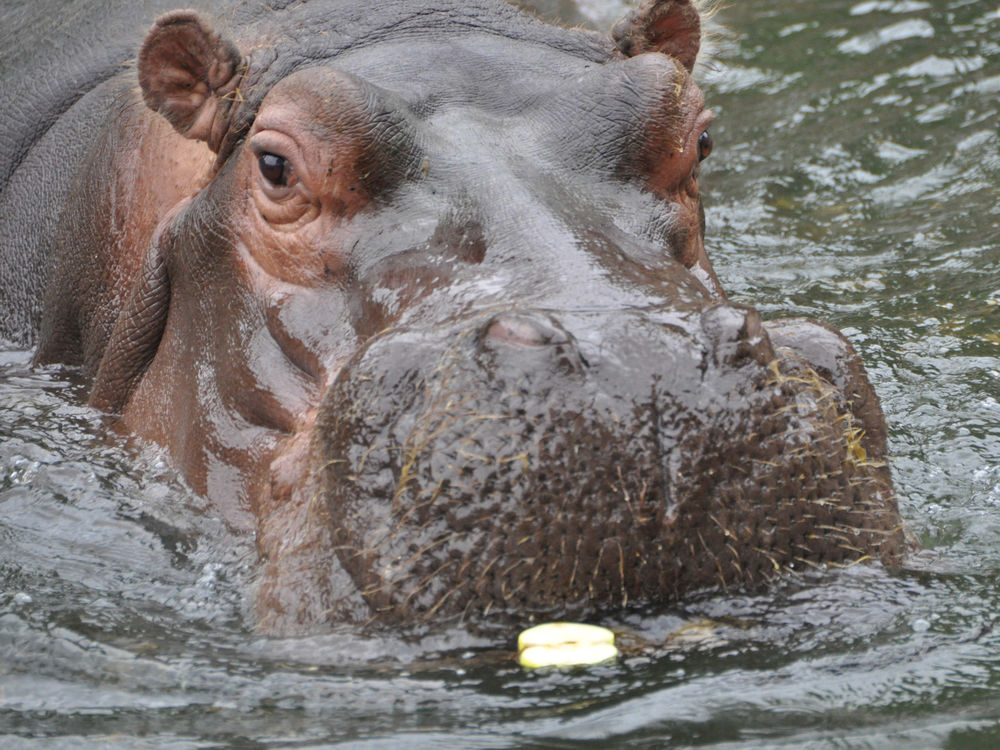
[612,0,701,72]
[138,10,243,151]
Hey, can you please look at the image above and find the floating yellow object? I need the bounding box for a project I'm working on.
[517,622,618,668]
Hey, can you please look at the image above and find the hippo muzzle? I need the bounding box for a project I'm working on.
[267,301,901,627]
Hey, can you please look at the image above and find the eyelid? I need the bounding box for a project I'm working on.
[688,109,713,157]
[249,129,301,168]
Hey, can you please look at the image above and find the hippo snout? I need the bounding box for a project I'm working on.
[304,307,903,626]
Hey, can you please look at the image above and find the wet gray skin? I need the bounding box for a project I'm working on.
[0,0,905,632]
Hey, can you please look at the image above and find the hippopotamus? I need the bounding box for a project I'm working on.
[0,0,905,634]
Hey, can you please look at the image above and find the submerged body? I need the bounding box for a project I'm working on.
[0,0,904,632]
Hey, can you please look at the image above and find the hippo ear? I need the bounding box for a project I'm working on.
[612,0,701,72]
[138,11,243,151]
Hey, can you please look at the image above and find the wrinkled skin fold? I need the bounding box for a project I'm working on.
[0,0,906,634]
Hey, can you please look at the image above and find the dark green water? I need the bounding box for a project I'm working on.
[2,1,999,747]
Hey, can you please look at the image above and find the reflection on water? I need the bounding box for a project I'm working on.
[2,0,1000,746]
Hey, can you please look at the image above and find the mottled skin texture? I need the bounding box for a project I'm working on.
[0,0,905,633]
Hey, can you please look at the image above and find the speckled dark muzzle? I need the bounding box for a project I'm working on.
[311,304,904,626]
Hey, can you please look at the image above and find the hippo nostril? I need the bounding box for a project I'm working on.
[482,313,569,348]
[477,312,587,375]
[700,303,775,368]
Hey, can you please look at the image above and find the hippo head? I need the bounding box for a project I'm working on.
[88,0,903,632]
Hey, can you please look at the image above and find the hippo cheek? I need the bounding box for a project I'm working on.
[279,308,904,629]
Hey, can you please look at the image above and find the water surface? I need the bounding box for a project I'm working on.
[2,0,999,747]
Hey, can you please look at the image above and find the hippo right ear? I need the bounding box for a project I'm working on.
[612,0,701,72]
[138,11,243,151]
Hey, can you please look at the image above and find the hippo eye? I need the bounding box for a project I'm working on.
[698,131,713,162]
[258,152,292,187]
